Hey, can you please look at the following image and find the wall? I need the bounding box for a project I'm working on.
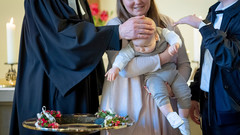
[155,0,214,64]
[100,0,118,18]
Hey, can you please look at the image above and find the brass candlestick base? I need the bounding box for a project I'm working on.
[4,63,18,86]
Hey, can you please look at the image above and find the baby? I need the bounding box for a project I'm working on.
[105,17,191,135]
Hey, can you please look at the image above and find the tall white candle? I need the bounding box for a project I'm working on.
[6,17,17,64]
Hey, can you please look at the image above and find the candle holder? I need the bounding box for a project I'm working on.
[5,62,18,85]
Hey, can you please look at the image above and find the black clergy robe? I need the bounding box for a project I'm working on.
[9,0,120,134]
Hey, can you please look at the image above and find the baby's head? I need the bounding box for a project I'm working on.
[132,17,159,54]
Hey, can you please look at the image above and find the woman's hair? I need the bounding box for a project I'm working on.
[117,0,166,28]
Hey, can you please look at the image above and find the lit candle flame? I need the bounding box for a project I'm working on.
[10,17,14,24]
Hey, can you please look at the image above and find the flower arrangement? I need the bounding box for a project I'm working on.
[89,3,113,26]
[35,106,61,128]
[95,110,129,127]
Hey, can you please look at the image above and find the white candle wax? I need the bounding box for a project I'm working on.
[6,17,17,64]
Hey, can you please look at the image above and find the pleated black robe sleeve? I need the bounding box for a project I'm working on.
[26,0,120,96]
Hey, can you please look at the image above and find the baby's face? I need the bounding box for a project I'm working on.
[133,34,158,54]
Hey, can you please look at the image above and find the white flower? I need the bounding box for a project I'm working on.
[35,121,40,128]
[105,115,113,120]
[37,113,42,119]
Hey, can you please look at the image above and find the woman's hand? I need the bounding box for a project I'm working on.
[190,100,201,125]
[165,82,174,97]
[119,16,155,40]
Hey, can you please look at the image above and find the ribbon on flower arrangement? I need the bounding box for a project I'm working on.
[35,106,61,128]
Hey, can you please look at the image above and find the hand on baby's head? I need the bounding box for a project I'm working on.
[132,17,158,54]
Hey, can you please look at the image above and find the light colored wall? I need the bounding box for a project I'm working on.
[155,0,215,64]
[100,0,118,19]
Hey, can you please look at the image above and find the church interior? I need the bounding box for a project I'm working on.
[0,0,216,134]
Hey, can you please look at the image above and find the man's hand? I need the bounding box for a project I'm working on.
[174,14,202,29]
[105,67,120,81]
[190,100,201,125]
[119,16,155,40]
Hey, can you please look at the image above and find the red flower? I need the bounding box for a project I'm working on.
[56,113,61,118]
[90,3,99,16]
[41,118,47,123]
[100,11,108,22]
[48,123,52,128]
[89,3,112,26]
[36,108,62,128]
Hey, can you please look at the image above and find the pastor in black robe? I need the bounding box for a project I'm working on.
[10,0,120,134]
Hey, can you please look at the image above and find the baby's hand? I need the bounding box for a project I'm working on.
[168,43,180,56]
[105,67,120,81]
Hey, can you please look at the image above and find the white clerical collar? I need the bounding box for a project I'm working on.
[68,0,85,15]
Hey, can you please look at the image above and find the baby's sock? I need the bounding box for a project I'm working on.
[178,117,190,135]
[166,112,184,129]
